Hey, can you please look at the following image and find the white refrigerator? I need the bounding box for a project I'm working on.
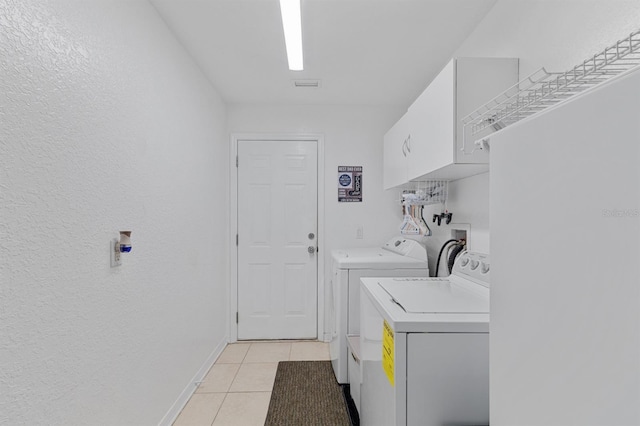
[489,68,640,425]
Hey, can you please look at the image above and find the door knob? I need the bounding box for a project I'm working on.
[308,233,315,240]
[308,246,316,254]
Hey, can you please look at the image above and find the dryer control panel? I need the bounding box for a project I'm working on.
[383,237,427,261]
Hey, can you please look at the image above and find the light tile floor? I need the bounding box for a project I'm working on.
[173,341,330,426]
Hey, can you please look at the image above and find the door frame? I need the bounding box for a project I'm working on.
[229,133,325,342]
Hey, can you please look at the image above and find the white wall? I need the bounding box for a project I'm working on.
[417,0,640,272]
[456,0,640,78]
[227,105,403,336]
[0,1,228,424]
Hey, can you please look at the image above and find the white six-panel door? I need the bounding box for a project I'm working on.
[237,140,318,340]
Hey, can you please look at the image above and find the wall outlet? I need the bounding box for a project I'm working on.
[110,239,121,267]
[356,225,364,239]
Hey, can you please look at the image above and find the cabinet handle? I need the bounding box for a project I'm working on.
[406,134,411,153]
[402,139,407,157]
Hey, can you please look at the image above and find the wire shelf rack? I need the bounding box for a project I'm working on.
[401,181,448,206]
[399,181,449,236]
[462,29,640,138]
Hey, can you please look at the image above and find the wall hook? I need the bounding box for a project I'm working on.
[432,212,453,226]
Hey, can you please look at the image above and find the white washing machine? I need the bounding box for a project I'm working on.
[329,237,428,385]
[358,252,490,426]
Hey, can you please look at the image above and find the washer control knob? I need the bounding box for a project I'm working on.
[481,262,490,274]
[470,260,480,270]
[460,257,470,267]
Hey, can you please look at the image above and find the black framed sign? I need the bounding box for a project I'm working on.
[338,166,362,202]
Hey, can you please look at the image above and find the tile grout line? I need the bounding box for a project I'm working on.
[211,343,251,426]
[210,392,228,426]
[211,342,250,426]
[225,362,242,393]
[240,342,251,364]
[227,343,250,394]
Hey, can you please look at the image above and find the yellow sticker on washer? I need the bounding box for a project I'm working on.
[382,320,394,386]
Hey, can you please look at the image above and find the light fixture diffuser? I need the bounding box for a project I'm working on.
[279,0,303,71]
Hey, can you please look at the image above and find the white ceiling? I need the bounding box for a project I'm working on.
[150,0,497,108]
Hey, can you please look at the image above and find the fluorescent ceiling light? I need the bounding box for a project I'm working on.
[279,0,303,71]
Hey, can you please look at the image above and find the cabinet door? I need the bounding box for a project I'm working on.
[407,60,456,181]
[383,112,410,189]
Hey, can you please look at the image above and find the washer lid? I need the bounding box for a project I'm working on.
[381,279,489,314]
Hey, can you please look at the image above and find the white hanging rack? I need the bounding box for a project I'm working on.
[401,181,448,206]
[462,29,640,139]
[399,181,448,237]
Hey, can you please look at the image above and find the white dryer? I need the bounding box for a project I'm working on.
[358,252,490,426]
[329,237,428,384]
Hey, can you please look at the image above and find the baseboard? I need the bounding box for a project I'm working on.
[158,338,228,426]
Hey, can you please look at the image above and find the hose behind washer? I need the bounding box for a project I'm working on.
[435,239,466,277]
[435,239,457,277]
[447,243,466,274]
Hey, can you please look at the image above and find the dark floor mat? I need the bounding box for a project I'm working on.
[264,361,351,426]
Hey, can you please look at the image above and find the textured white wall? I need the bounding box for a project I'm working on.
[227,105,403,336]
[456,0,640,78]
[419,0,640,269]
[0,1,228,424]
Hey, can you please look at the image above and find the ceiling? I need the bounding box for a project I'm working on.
[150,0,497,108]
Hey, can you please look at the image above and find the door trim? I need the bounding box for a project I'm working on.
[229,133,325,342]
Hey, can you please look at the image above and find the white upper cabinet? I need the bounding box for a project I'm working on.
[383,58,519,189]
